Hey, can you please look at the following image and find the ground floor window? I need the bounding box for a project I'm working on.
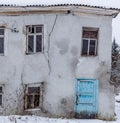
[24,82,43,110]
[0,85,3,107]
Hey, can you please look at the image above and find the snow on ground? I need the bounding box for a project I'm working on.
[0,94,120,123]
[115,93,120,121]
[0,116,115,123]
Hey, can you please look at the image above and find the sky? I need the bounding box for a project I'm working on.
[113,14,120,44]
[0,0,119,43]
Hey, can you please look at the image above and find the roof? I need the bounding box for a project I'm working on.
[29,4,120,11]
[0,4,118,17]
[0,0,120,8]
[0,4,119,10]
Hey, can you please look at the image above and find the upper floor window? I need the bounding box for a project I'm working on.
[0,28,4,54]
[26,25,44,54]
[81,27,98,56]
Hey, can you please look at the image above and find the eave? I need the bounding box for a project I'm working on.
[0,5,118,17]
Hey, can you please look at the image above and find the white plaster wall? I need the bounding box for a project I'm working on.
[0,13,114,119]
[45,14,113,118]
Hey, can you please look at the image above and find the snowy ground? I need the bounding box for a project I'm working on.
[0,94,120,123]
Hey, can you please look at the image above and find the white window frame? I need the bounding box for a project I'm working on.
[82,38,97,56]
[26,25,44,54]
[24,83,43,110]
[81,27,98,56]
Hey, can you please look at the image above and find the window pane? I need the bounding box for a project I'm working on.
[27,95,33,109]
[0,95,2,105]
[28,36,34,52]
[36,35,42,52]
[83,30,98,39]
[36,26,42,33]
[89,40,96,55]
[0,38,4,53]
[82,39,88,55]
[28,87,40,94]
[0,87,2,93]
[0,29,4,35]
[34,95,40,107]
[28,26,34,33]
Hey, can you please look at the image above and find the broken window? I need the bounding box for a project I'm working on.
[81,27,98,56]
[24,83,43,109]
[0,28,4,54]
[26,25,43,54]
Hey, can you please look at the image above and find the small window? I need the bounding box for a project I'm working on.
[0,28,4,54]
[81,27,98,56]
[0,86,3,106]
[24,83,43,110]
[26,25,43,54]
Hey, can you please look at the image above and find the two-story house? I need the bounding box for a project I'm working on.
[0,4,118,119]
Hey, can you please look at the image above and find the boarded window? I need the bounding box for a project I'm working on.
[26,25,43,54]
[24,83,43,109]
[81,27,98,56]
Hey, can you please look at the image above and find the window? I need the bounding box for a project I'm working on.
[81,27,98,56]
[26,25,43,54]
[24,83,43,109]
[0,86,3,107]
[0,28,4,54]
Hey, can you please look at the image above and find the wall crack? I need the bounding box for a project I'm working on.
[44,15,58,75]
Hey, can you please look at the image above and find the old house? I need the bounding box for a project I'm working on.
[0,4,118,119]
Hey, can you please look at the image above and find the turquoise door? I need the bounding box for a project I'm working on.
[74,79,98,118]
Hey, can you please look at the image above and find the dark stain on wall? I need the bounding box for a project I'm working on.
[70,58,79,74]
[71,46,78,56]
[56,40,69,55]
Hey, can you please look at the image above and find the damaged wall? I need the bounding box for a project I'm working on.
[0,11,114,119]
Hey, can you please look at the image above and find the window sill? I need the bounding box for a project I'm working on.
[26,52,43,55]
[0,54,4,56]
[24,108,41,112]
[81,54,97,57]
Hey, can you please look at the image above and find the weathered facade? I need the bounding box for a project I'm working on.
[0,4,118,119]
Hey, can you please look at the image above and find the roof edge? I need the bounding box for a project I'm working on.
[0,4,119,17]
[0,4,119,11]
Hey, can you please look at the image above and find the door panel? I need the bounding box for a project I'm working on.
[74,79,98,118]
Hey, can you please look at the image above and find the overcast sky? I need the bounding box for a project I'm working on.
[0,0,120,43]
